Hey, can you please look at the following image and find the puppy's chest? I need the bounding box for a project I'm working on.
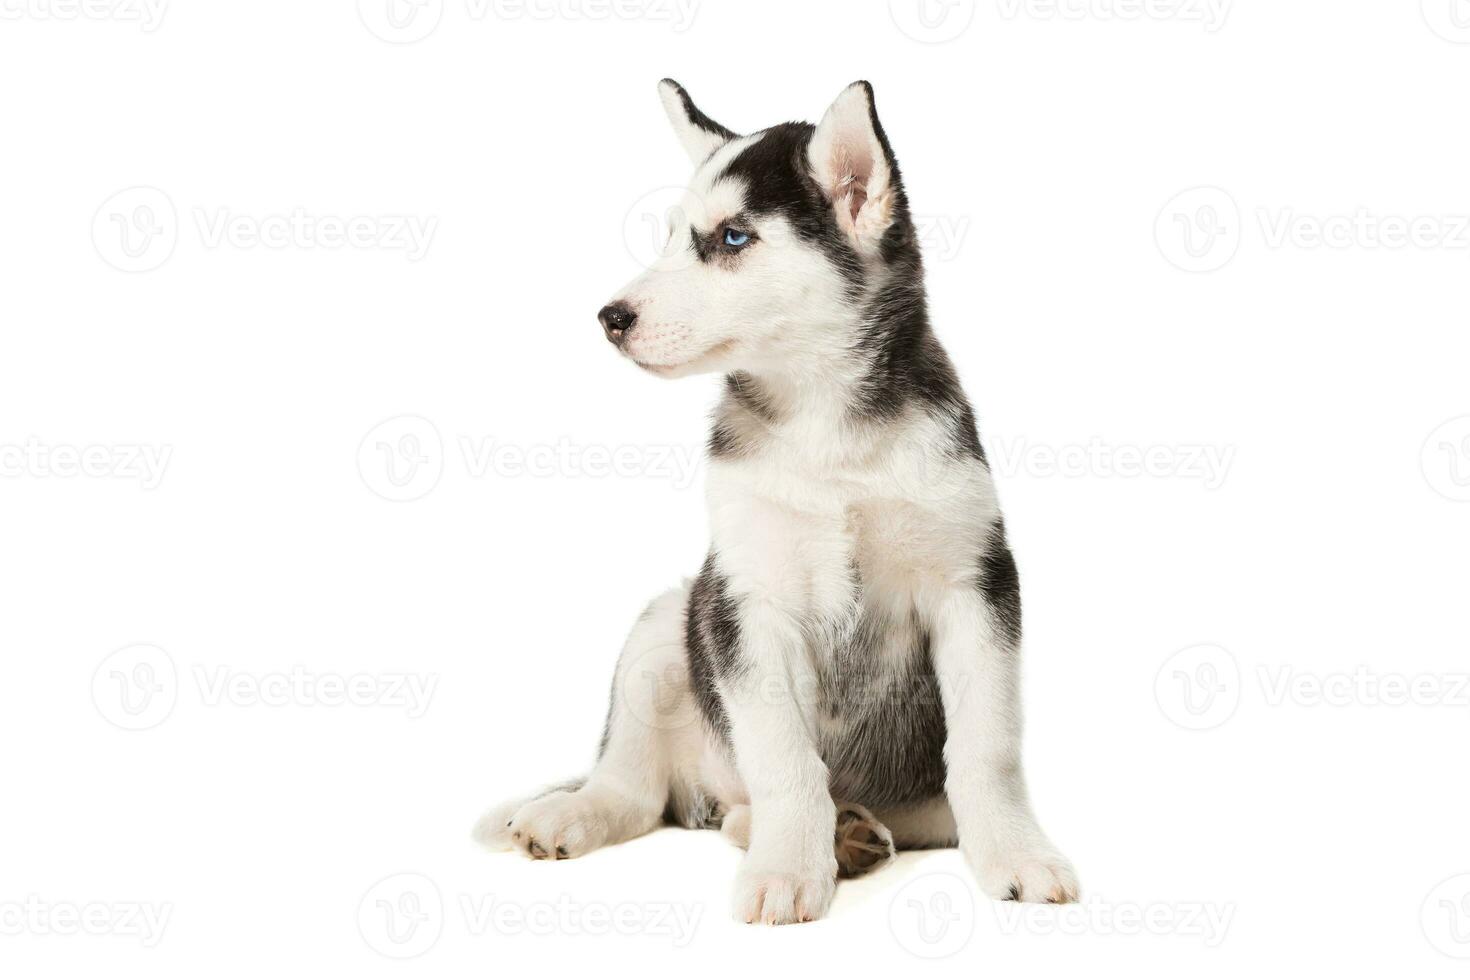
[806,505,936,690]
[836,497,962,602]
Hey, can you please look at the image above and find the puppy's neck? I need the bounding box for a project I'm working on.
[713,308,937,463]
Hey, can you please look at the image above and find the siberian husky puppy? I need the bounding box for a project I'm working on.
[475,80,1077,925]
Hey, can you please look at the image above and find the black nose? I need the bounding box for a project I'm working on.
[598,303,637,344]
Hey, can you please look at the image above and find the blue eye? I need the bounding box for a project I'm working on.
[723,228,751,247]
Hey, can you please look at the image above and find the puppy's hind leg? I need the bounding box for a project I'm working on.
[833,803,896,879]
[871,796,958,851]
[473,585,694,860]
[472,778,587,854]
[719,802,897,879]
[719,804,751,849]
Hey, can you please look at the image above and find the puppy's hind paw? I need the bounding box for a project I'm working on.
[496,791,610,861]
[719,804,751,850]
[833,802,895,879]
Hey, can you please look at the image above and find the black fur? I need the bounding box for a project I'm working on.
[663,782,725,830]
[707,371,779,460]
[818,612,950,807]
[716,122,867,290]
[979,520,1023,649]
[684,551,743,739]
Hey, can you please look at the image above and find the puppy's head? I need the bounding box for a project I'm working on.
[599,80,914,379]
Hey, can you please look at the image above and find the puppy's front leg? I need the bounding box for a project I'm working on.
[722,597,838,925]
[929,586,1079,904]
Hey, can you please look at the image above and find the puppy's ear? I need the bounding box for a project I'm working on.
[658,79,737,165]
[808,81,900,255]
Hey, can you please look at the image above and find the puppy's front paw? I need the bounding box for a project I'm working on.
[974,847,1079,904]
[473,791,608,861]
[732,863,837,925]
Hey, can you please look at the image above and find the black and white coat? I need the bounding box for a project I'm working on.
[476,80,1077,925]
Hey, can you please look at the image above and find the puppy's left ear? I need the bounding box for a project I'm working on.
[808,81,901,255]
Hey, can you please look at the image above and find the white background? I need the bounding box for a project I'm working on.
[3,0,1469,975]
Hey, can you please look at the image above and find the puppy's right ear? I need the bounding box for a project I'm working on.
[658,79,737,165]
